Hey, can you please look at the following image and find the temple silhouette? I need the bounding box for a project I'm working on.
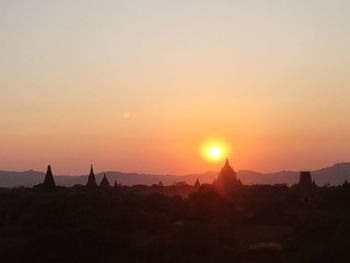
[42,165,56,190]
[214,159,242,195]
[100,174,110,188]
[194,178,201,189]
[86,165,97,188]
[36,160,321,200]
[35,159,269,195]
[37,165,114,190]
[298,171,315,188]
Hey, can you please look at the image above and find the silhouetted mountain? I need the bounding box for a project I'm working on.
[0,170,45,187]
[238,163,350,186]
[238,170,298,185]
[1,162,350,187]
[313,162,350,185]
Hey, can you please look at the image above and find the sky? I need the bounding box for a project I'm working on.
[1,0,350,175]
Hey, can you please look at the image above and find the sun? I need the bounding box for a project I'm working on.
[199,137,230,163]
[209,146,222,159]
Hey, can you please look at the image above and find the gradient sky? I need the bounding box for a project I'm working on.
[1,0,350,175]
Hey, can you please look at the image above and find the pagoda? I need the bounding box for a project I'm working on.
[43,165,56,190]
[214,159,241,195]
[299,171,313,187]
[194,178,201,189]
[100,174,110,188]
[297,171,316,190]
[86,165,97,188]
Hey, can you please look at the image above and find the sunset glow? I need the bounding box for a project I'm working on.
[209,146,221,159]
[1,1,350,175]
[2,2,350,262]
[200,138,230,163]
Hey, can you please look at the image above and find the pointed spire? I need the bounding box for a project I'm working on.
[43,165,56,189]
[221,158,235,174]
[86,164,97,188]
[100,174,110,188]
[114,180,118,188]
[223,158,232,169]
[194,178,200,188]
[90,164,94,176]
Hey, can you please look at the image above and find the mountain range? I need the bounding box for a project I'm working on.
[1,162,350,188]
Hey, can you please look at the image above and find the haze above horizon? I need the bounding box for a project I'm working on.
[1,0,350,175]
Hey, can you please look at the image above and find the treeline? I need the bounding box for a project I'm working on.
[1,184,350,262]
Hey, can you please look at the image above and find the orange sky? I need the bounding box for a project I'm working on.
[1,1,350,175]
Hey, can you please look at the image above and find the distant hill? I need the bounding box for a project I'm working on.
[0,170,45,187]
[1,162,350,188]
[238,162,350,186]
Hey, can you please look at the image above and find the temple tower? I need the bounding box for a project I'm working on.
[298,171,315,190]
[215,159,241,195]
[100,174,110,188]
[194,178,201,189]
[43,165,56,190]
[86,165,97,188]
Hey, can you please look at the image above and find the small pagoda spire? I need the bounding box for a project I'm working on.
[114,180,118,188]
[194,178,201,188]
[43,165,56,189]
[100,174,110,188]
[220,158,236,175]
[223,158,234,171]
[86,164,97,188]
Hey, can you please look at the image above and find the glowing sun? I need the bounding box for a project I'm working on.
[199,137,231,163]
[209,146,222,159]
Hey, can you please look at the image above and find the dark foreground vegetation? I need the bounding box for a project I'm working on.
[1,183,350,263]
